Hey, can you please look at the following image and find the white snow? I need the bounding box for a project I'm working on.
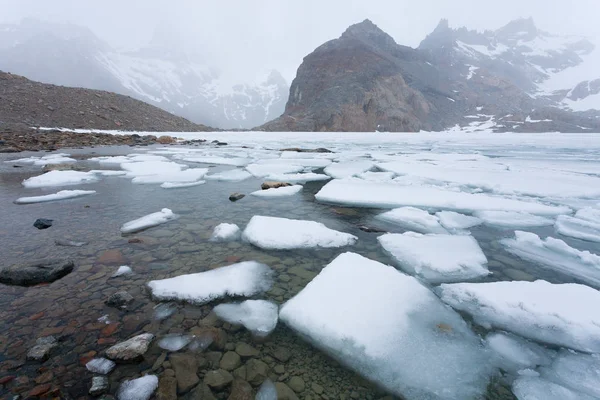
[7,153,77,166]
[376,207,449,234]
[512,376,595,400]
[501,231,600,287]
[255,157,331,168]
[242,216,357,249]
[439,280,600,353]
[14,190,96,204]
[181,156,252,166]
[160,180,205,189]
[555,215,600,243]
[357,171,396,182]
[541,351,600,398]
[204,169,252,182]
[112,265,133,277]
[264,172,331,183]
[575,207,600,224]
[324,160,375,179]
[378,232,489,283]
[210,223,241,242]
[250,185,303,198]
[474,211,554,228]
[22,170,99,188]
[213,300,278,337]
[86,358,116,375]
[120,208,177,234]
[486,332,554,373]
[117,375,158,400]
[89,170,127,176]
[436,211,483,230]
[245,163,304,177]
[147,261,273,305]
[315,179,569,215]
[158,335,192,352]
[279,252,494,400]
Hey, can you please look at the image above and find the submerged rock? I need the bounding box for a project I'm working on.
[90,376,109,396]
[0,259,74,286]
[170,353,200,392]
[26,336,58,361]
[105,291,134,309]
[229,193,245,202]
[204,369,233,390]
[33,218,53,229]
[106,333,154,362]
[229,379,253,399]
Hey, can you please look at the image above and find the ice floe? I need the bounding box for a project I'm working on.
[147,261,273,305]
[22,170,99,188]
[8,153,77,166]
[86,358,116,375]
[245,163,305,177]
[14,189,96,204]
[512,376,595,400]
[501,231,600,287]
[178,156,251,166]
[264,172,331,183]
[242,216,357,249]
[255,157,331,168]
[213,300,278,337]
[474,211,554,228]
[575,207,600,224]
[435,211,482,231]
[279,252,494,400]
[117,375,158,400]
[112,266,133,278]
[160,180,205,189]
[438,280,600,353]
[541,351,600,398]
[204,169,252,182]
[378,232,489,283]
[210,223,241,242]
[120,208,177,234]
[376,207,449,234]
[324,160,375,178]
[315,179,569,215]
[555,215,600,243]
[357,171,396,182]
[486,332,554,373]
[250,185,303,198]
[89,170,127,176]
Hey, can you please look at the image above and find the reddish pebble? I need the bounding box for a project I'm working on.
[0,375,15,385]
[101,323,119,336]
[97,338,117,346]
[79,351,97,366]
[29,312,45,321]
[27,384,51,397]
[225,256,242,263]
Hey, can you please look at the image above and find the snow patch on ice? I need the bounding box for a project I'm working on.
[555,215,600,243]
[475,211,554,228]
[250,185,303,198]
[210,223,241,242]
[22,170,99,188]
[376,207,449,234]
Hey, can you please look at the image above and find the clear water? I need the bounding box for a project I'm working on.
[0,139,599,399]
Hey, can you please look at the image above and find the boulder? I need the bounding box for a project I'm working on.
[229,193,245,202]
[204,369,233,391]
[169,353,199,393]
[219,352,241,371]
[33,218,53,229]
[0,259,74,286]
[106,333,154,362]
[245,359,269,386]
[157,135,176,144]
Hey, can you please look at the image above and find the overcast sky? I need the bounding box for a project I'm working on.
[1,0,599,82]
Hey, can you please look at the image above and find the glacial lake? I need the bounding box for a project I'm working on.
[1,132,600,399]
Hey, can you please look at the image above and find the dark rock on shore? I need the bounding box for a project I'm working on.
[33,218,53,229]
[0,259,74,286]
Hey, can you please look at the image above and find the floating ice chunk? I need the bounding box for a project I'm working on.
[33,155,77,166]
[474,211,554,228]
[131,168,208,184]
[121,161,186,178]
[210,223,241,242]
[486,332,554,373]
[89,170,127,176]
[153,303,177,320]
[86,358,116,375]
[501,231,600,287]
[264,173,331,183]
[436,211,482,230]
[204,169,252,182]
[280,252,494,400]
[213,300,278,337]
[120,208,177,234]
[357,171,396,182]
[376,207,449,234]
[256,158,331,168]
[315,179,569,215]
[555,215,600,243]
[147,261,273,305]
[180,156,251,167]
[324,160,375,179]
[160,180,205,189]
[112,266,133,278]
[22,170,99,188]
[250,185,303,198]
[246,163,304,177]
[89,155,135,164]
[512,376,595,400]
[242,216,357,249]
[117,375,158,400]
[575,207,600,224]
[255,379,278,400]
[158,335,192,352]
[378,232,489,283]
[14,189,96,204]
[438,280,600,353]
[541,351,600,398]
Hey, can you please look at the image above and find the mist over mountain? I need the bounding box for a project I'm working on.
[0,19,289,130]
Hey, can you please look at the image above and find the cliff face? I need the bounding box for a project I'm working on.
[261,19,600,133]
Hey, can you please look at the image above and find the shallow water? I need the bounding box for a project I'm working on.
[1,137,599,399]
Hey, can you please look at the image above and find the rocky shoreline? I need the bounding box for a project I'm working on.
[0,125,188,153]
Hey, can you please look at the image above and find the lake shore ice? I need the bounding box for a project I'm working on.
[120,208,177,234]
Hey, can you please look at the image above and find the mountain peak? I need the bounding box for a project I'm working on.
[341,19,397,47]
[496,17,538,38]
[434,18,450,33]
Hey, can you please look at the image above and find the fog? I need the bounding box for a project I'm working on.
[1,0,599,82]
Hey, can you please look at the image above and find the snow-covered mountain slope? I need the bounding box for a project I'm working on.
[420,18,600,113]
[0,19,289,129]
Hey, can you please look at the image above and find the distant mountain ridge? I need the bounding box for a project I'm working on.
[262,18,600,132]
[0,19,289,129]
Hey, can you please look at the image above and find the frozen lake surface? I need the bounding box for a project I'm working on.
[1,131,600,399]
